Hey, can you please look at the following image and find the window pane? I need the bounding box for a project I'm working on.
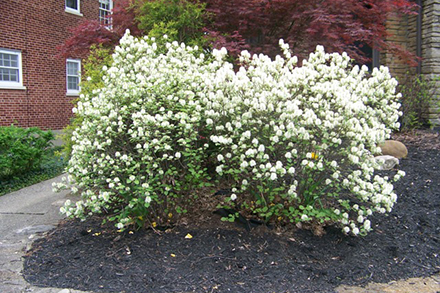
[0,53,19,69]
[67,62,79,75]
[100,10,110,24]
[0,68,19,82]
[68,76,79,90]
[66,0,78,10]
[99,0,112,26]
[10,71,18,82]
[10,55,18,67]
[3,55,10,67]
[100,0,110,10]
[0,68,9,81]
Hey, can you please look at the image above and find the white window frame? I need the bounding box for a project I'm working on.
[0,48,25,90]
[65,0,82,16]
[99,0,113,28]
[66,59,81,96]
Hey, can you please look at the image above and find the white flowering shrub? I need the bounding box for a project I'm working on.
[204,41,405,235]
[56,31,405,235]
[55,32,217,229]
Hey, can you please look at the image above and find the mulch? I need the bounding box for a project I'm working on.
[22,130,440,293]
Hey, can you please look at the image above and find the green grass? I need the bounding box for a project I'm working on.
[0,147,67,196]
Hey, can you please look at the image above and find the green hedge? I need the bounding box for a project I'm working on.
[0,126,66,196]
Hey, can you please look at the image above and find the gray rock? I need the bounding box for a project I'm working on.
[374,155,399,170]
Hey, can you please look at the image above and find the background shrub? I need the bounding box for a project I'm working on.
[0,126,54,180]
[398,74,439,131]
[136,0,209,49]
[0,146,66,196]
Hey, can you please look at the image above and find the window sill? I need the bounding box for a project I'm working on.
[0,85,26,90]
[65,8,83,17]
[66,92,80,97]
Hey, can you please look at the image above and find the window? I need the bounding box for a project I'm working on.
[99,0,113,27]
[65,0,81,15]
[0,48,24,89]
[66,59,81,95]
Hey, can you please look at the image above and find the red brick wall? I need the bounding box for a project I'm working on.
[0,0,99,130]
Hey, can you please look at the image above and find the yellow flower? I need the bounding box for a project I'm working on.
[152,222,157,228]
[170,253,176,257]
[185,233,193,239]
[168,213,173,218]
[311,152,318,159]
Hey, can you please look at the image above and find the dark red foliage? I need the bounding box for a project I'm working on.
[59,0,418,66]
[57,20,120,59]
[57,0,142,59]
[203,0,419,65]
[110,0,143,37]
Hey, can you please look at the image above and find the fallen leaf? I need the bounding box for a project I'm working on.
[185,233,193,239]
[170,253,176,257]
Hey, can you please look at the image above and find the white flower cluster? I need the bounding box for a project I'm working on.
[57,31,214,229]
[56,31,404,235]
[202,42,404,235]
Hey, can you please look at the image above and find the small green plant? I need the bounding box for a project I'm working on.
[0,146,66,196]
[398,74,439,131]
[0,126,54,180]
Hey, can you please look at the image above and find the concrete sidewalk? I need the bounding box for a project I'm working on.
[0,175,90,293]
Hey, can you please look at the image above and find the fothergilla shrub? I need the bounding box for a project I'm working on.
[56,31,405,235]
[207,42,405,235]
[54,32,216,229]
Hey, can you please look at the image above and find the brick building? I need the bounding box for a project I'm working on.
[0,0,112,130]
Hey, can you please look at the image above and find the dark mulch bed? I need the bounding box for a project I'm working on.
[23,131,440,293]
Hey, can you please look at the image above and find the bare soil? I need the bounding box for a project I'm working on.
[23,130,440,293]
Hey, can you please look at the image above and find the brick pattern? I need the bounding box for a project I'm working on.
[381,0,440,127]
[381,13,418,78]
[0,0,98,130]
[421,0,440,126]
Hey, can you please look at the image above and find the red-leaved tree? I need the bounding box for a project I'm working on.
[59,0,418,66]
[57,0,141,59]
[203,0,418,65]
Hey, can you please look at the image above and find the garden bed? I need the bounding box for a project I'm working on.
[23,131,440,293]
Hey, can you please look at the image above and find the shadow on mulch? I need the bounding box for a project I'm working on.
[23,133,440,293]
